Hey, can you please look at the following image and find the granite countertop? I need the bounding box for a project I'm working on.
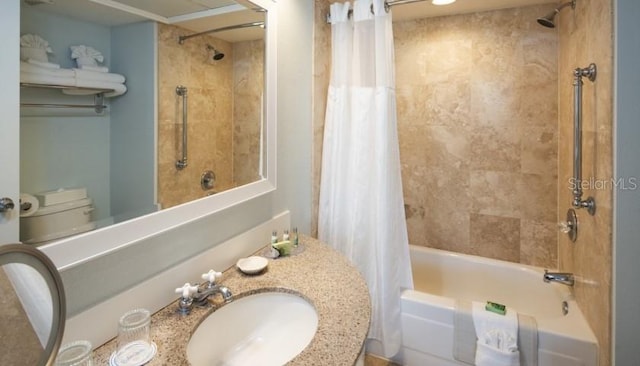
[93,235,371,365]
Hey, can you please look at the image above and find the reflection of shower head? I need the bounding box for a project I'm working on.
[537,0,576,28]
[206,44,225,61]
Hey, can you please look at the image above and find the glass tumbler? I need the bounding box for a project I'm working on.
[114,308,152,366]
[55,340,93,366]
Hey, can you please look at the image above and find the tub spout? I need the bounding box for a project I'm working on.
[543,270,574,286]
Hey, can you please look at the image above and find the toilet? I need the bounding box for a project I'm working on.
[20,188,96,245]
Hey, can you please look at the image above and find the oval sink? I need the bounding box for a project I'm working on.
[186,292,318,366]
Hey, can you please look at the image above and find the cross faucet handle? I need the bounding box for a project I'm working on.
[201,270,222,286]
[175,283,198,299]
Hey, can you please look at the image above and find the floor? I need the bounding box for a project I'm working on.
[365,354,402,366]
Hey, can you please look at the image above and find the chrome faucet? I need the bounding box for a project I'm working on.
[194,270,233,306]
[543,270,575,286]
[193,283,233,305]
[174,270,232,315]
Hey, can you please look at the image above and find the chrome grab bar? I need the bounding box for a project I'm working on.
[176,85,188,170]
[571,63,596,215]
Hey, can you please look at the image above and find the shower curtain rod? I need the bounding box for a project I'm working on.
[178,21,265,44]
[325,0,428,23]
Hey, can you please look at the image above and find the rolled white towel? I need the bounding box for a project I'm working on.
[21,62,74,77]
[20,70,76,87]
[63,79,127,97]
[26,59,60,69]
[73,69,125,83]
[79,65,109,73]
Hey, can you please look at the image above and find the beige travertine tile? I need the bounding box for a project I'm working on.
[470,170,521,218]
[469,124,521,172]
[521,124,558,175]
[557,0,613,364]
[520,219,557,268]
[519,173,557,222]
[157,23,260,209]
[469,214,521,262]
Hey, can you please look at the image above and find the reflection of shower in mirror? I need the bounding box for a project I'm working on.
[18,0,269,246]
[206,44,225,61]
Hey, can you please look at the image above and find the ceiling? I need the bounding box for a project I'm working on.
[22,0,557,42]
[21,0,265,43]
[390,0,557,22]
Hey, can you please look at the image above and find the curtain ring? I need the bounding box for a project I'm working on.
[369,1,391,15]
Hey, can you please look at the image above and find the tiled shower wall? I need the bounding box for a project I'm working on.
[313,3,559,268]
[158,23,234,209]
[158,24,262,209]
[558,0,613,364]
[394,5,558,267]
[232,40,264,187]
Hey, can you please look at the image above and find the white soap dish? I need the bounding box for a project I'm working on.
[236,256,268,274]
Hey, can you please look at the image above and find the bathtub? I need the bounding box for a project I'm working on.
[397,245,598,366]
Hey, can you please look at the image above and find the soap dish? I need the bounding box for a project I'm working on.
[236,256,268,274]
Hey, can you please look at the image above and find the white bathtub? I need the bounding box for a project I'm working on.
[397,245,598,366]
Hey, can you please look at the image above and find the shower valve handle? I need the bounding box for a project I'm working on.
[558,221,572,234]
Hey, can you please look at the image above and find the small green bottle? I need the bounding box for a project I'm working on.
[292,227,299,247]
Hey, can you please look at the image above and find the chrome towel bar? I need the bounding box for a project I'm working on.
[571,63,596,215]
[176,85,188,170]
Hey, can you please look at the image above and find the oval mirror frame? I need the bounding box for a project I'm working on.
[0,244,66,366]
[38,0,277,271]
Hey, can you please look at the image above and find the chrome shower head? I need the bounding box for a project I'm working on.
[206,44,225,61]
[537,10,558,28]
[537,0,576,28]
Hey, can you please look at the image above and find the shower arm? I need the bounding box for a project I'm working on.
[176,86,188,170]
[178,22,264,45]
[571,63,596,215]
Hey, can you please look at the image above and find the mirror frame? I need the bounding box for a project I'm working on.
[38,0,277,271]
[0,243,66,366]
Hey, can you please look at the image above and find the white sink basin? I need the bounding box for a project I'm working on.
[186,292,319,366]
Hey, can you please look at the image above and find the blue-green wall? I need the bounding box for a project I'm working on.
[19,7,156,226]
[110,22,158,222]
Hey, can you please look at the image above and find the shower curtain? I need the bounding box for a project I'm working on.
[318,0,413,358]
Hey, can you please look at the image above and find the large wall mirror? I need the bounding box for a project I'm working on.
[17,0,278,268]
[18,0,276,264]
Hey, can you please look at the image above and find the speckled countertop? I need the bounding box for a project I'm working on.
[92,235,371,365]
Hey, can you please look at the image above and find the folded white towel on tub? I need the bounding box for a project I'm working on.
[472,301,520,366]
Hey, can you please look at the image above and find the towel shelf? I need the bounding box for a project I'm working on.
[20,82,111,113]
[20,82,114,94]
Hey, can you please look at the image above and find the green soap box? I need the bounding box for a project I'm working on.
[485,301,506,315]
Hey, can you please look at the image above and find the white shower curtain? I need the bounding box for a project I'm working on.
[318,0,413,358]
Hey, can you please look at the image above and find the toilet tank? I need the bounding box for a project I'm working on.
[20,198,96,245]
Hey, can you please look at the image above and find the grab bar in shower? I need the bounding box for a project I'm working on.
[571,63,596,215]
[176,85,188,170]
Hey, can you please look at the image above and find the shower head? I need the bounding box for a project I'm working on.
[206,44,225,61]
[537,0,576,28]
[537,11,558,28]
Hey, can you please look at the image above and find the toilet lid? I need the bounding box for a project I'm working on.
[29,198,93,217]
[23,222,97,245]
